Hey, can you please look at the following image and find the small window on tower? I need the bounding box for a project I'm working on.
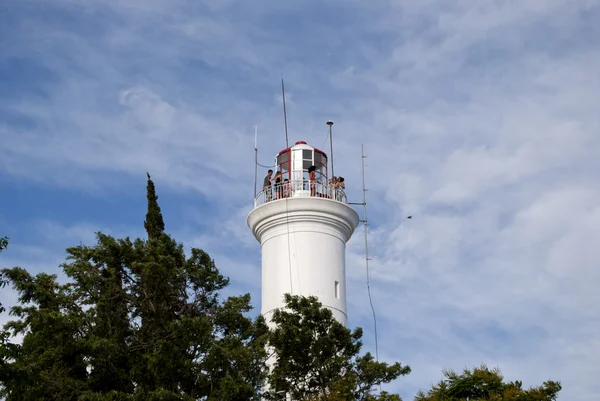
[334,281,340,299]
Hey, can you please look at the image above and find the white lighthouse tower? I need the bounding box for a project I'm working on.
[247,140,359,327]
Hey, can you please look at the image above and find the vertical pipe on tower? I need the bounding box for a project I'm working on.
[327,120,334,179]
[254,126,258,200]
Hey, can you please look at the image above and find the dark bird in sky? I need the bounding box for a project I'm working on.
[407,216,413,219]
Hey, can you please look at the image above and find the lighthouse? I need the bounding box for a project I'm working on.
[247,140,359,327]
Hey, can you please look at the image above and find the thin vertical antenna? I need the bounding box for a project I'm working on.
[348,146,380,361]
[281,78,289,149]
[254,126,258,200]
[361,144,379,362]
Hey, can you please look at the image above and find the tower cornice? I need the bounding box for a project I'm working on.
[248,197,359,244]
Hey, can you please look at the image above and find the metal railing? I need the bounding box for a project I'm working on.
[254,179,347,208]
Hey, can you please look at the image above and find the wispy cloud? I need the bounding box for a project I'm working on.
[1,0,599,399]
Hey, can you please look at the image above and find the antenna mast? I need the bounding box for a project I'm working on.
[281,78,289,149]
[348,144,379,362]
[362,145,379,362]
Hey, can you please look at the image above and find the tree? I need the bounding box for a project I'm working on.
[0,174,268,400]
[0,236,8,314]
[0,268,88,400]
[266,294,410,401]
[414,365,561,401]
[144,172,165,240]
[63,233,135,396]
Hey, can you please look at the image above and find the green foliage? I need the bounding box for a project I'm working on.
[266,294,410,401]
[0,268,88,400]
[0,175,267,400]
[0,236,7,252]
[0,236,8,314]
[414,365,562,401]
[144,173,165,240]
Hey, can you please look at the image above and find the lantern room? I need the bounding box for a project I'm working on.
[276,140,328,187]
[254,139,347,207]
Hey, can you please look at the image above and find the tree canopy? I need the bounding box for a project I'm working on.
[414,365,561,401]
[0,176,561,400]
[265,294,410,401]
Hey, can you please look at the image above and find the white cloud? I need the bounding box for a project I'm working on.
[1,0,599,399]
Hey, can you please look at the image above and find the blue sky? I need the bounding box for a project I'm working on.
[1,0,600,399]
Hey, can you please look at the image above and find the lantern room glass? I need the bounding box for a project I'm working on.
[275,146,328,193]
[276,151,291,181]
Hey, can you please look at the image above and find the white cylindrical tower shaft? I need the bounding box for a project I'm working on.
[248,197,359,325]
[250,141,358,400]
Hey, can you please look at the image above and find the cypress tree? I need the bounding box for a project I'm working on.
[133,173,185,393]
[144,173,165,240]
